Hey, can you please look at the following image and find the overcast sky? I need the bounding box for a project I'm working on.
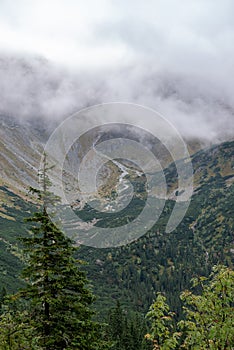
[0,0,234,140]
[1,0,234,68]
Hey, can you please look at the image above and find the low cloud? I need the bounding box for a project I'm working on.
[0,53,233,142]
[0,0,233,141]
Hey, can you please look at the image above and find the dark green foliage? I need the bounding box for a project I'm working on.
[79,142,234,319]
[0,186,33,292]
[0,140,233,343]
[0,159,108,349]
[0,286,7,312]
[108,301,151,350]
[19,211,104,349]
[0,299,37,349]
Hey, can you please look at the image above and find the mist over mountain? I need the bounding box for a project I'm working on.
[0,52,233,143]
[0,3,234,348]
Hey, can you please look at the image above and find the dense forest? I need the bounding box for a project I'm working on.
[0,142,233,348]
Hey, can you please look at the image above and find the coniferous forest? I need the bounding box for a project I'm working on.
[0,146,234,349]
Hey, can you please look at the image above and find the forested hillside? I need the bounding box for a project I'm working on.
[0,141,233,322]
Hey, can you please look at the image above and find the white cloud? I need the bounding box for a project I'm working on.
[0,0,233,141]
[0,0,130,67]
[1,0,234,72]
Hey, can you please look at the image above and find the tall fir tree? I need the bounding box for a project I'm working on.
[12,155,108,349]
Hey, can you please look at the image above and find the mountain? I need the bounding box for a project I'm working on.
[0,115,233,319]
[0,114,46,191]
[79,140,234,316]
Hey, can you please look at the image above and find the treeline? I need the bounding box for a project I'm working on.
[79,169,234,320]
[0,161,150,349]
[0,161,233,349]
[1,262,233,349]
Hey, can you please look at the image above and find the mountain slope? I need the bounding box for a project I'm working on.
[0,140,233,318]
[0,115,46,191]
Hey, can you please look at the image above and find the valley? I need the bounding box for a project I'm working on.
[0,118,233,320]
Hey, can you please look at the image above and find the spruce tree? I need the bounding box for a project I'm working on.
[15,155,107,349]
